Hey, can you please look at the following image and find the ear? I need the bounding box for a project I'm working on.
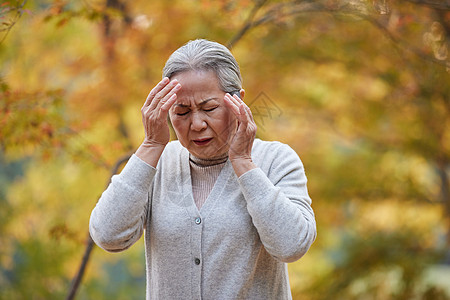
[239,89,245,100]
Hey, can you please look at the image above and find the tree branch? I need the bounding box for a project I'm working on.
[65,235,95,300]
[362,14,449,68]
[437,160,450,246]
[66,151,133,300]
[229,0,449,68]
[227,0,333,48]
[227,0,269,49]
[403,0,450,11]
[0,0,27,44]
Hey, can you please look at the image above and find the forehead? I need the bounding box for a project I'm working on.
[172,70,224,106]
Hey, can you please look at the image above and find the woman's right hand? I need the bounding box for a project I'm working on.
[136,77,181,166]
[141,77,181,146]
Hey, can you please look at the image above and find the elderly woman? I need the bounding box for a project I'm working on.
[89,39,316,299]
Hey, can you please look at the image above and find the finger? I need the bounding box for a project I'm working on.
[155,83,181,113]
[149,79,179,110]
[232,94,254,123]
[236,105,257,139]
[142,77,170,109]
[237,103,249,124]
[228,93,242,108]
[244,103,255,123]
[228,101,248,131]
[232,93,249,107]
[230,95,250,119]
[149,79,180,110]
[228,94,251,123]
[160,93,178,114]
[223,93,240,116]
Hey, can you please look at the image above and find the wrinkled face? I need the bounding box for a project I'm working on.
[169,70,238,159]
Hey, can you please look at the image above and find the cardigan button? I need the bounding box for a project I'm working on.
[194,258,201,265]
[195,217,201,225]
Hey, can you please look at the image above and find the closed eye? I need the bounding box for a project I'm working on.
[176,111,189,116]
[204,106,218,112]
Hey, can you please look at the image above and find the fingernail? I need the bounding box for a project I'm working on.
[162,77,169,83]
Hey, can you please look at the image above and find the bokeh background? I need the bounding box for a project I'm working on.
[1,0,449,299]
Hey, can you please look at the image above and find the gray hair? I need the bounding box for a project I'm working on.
[162,39,242,92]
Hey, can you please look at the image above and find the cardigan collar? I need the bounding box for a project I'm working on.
[181,148,234,215]
[189,153,229,167]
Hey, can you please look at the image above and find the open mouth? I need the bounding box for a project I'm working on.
[193,138,213,146]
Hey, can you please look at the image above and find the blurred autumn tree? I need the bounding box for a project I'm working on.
[1,0,449,299]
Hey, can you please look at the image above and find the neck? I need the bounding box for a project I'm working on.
[189,152,228,167]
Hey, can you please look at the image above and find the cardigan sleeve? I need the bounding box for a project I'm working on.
[89,154,156,252]
[238,144,316,263]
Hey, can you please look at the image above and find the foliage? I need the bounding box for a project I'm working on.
[0,0,449,299]
[303,229,445,299]
[0,0,29,43]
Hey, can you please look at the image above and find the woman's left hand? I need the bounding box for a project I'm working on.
[224,93,257,176]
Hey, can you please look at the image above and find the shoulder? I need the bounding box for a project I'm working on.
[251,139,307,184]
[164,140,184,153]
[252,138,299,160]
[157,140,186,167]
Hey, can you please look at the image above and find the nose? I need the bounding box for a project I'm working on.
[190,112,207,131]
